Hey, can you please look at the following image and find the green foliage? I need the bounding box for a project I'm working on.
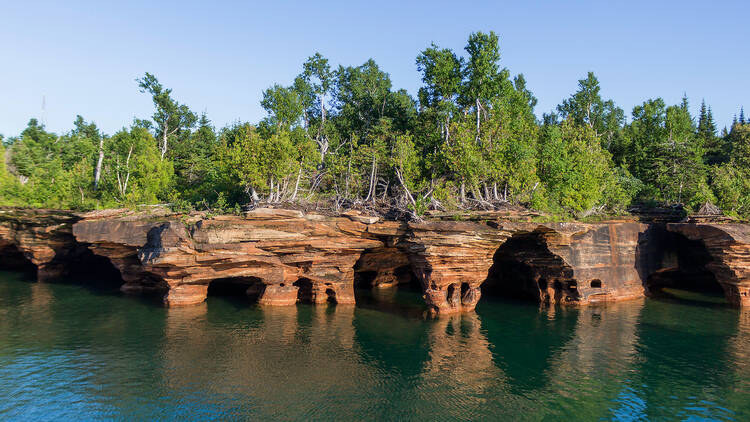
[538,120,625,214]
[137,72,198,160]
[101,126,174,205]
[221,124,317,202]
[710,163,750,217]
[623,97,713,209]
[3,33,747,221]
[710,124,750,217]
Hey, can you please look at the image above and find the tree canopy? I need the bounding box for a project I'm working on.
[2,32,747,219]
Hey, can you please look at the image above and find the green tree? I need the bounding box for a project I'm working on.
[102,126,173,204]
[538,120,622,214]
[626,98,666,193]
[652,99,712,207]
[297,53,333,162]
[137,73,198,160]
[557,72,625,156]
[261,84,304,132]
[416,44,463,144]
[173,113,219,202]
[461,31,507,143]
[697,100,723,164]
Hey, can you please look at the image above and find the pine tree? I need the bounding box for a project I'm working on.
[697,100,722,164]
[740,107,746,125]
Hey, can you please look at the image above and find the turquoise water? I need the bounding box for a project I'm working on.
[1,271,749,421]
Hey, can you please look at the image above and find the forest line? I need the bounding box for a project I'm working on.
[1,31,749,219]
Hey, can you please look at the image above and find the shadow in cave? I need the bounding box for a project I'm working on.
[293,278,318,304]
[60,247,125,294]
[644,228,728,307]
[0,242,37,280]
[353,263,428,319]
[207,276,265,309]
[482,233,577,305]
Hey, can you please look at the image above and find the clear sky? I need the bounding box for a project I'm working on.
[1,0,748,137]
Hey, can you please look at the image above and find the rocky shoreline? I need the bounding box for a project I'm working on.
[2,207,749,314]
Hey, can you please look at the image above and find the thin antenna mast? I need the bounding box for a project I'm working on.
[41,95,46,127]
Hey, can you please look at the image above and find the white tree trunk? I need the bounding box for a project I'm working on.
[94,137,104,190]
[160,130,168,160]
[291,167,302,200]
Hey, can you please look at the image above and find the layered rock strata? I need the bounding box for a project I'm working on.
[486,222,646,307]
[3,207,750,314]
[73,209,385,307]
[0,208,82,280]
[666,223,750,306]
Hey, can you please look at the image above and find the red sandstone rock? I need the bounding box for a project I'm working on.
[5,207,750,315]
[667,223,750,306]
[0,208,81,281]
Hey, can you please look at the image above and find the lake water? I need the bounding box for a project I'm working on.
[1,270,749,421]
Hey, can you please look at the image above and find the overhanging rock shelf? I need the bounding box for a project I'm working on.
[2,207,749,314]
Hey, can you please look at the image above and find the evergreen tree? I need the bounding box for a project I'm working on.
[697,100,723,164]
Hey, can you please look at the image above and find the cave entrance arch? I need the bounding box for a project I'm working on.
[483,233,579,305]
[0,241,36,278]
[645,230,728,305]
[208,276,265,300]
[353,247,425,316]
[65,247,124,289]
[294,278,315,303]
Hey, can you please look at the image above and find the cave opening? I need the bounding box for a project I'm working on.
[353,251,426,316]
[0,242,36,278]
[645,231,727,305]
[294,278,314,303]
[207,276,264,299]
[483,233,578,304]
[446,284,457,304]
[354,265,422,294]
[64,247,124,288]
[325,288,336,303]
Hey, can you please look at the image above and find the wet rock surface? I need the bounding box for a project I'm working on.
[3,207,750,314]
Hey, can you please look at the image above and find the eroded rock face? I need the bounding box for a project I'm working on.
[539,222,647,304]
[666,223,750,306]
[0,208,82,280]
[5,206,750,314]
[404,221,510,314]
[73,210,383,307]
[484,222,646,306]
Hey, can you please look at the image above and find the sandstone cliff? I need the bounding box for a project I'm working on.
[2,207,749,314]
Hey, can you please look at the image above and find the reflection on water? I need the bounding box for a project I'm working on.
[1,272,749,421]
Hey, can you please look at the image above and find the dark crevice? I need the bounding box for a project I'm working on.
[645,230,727,305]
[484,233,577,304]
[208,276,264,298]
[64,247,124,288]
[325,288,336,303]
[294,278,313,303]
[0,242,36,278]
[354,271,377,290]
[353,259,426,317]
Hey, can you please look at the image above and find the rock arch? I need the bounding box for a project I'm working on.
[482,232,578,304]
[640,223,750,306]
[0,240,37,276]
[480,223,647,308]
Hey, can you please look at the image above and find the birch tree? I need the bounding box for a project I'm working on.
[137,73,197,160]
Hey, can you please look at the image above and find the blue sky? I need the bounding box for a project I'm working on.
[1,0,748,137]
